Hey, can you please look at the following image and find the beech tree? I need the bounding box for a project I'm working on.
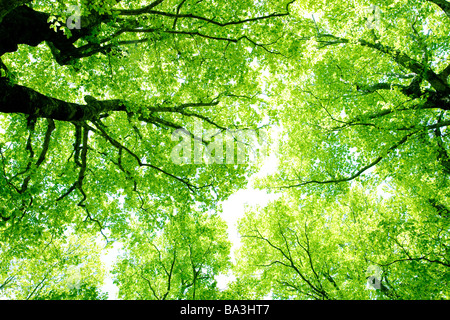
[1,0,449,300]
[0,0,294,299]
[234,186,450,300]
[236,0,450,300]
[264,0,450,198]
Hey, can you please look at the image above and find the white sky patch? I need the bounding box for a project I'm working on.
[216,187,281,291]
[249,57,259,69]
[256,152,278,178]
[375,180,394,199]
[216,273,236,291]
[28,53,37,63]
[220,187,281,262]
[216,148,281,290]
[100,242,123,300]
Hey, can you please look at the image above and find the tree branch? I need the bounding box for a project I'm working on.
[279,131,416,188]
[20,119,55,194]
[380,256,450,268]
[242,226,329,299]
[309,34,450,93]
[113,0,165,16]
[92,119,200,192]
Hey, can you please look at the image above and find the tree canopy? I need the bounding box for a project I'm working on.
[0,0,449,300]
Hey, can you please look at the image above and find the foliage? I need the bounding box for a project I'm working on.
[0,232,106,299]
[34,283,109,300]
[234,186,450,300]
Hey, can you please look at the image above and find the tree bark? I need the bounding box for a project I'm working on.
[0,5,108,65]
[0,0,31,24]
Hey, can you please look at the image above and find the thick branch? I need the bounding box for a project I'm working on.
[354,39,448,93]
[380,256,450,268]
[0,6,108,63]
[1,2,292,64]
[0,78,228,123]
[20,119,55,194]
